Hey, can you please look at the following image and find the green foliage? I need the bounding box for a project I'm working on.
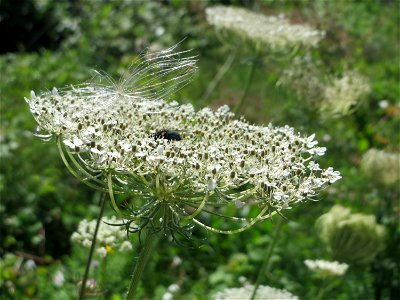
[1,0,399,299]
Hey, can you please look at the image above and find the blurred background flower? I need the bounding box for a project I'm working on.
[304,259,348,276]
[361,148,400,187]
[71,216,133,258]
[206,5,324,52]
[316,205,386,264]
[214,283,298,300]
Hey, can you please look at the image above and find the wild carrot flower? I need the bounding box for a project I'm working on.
[361,148,400,186]
[53,268,65,287]
[320,71,370,117]
[71,216,133,257]
[316,205,386,264]
[26,46,340,238]
[206,6,324,51]
[304,259,348,276]
[278,58,370,118]
[162,283,180,300]
[214,284,298,300]
[277,54,324,103]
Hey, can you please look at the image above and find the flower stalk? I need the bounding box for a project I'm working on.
[101,256,108,297]
[315,277,327,300]
[126,231,158,299]
[126,200,167,299]
[234,58,257,114]
[250,217,284,300]
[201,50,237,102]
[79,192,107,300]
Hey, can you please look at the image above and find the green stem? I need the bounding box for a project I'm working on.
[126,231,159,300]
[250,218,284,300]
[234,59,257,114]
[315,277,327,300]
[101,256,108,299]
[201,50,237,102]
[78,193,107,300]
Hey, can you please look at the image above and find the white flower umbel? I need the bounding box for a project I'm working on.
[206,6,324,50]
[361,148,400,186]
[214,284,298,300]
[71,216,133,257]
[26,46,340,236]
[279,58,370,118]
[321,71,370,118]
[277,54,323,104]
[304,259,348,276]
[53,269,65,287]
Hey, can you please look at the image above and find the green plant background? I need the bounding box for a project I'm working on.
[1,0,398,299]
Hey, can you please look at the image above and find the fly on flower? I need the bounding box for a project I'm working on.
[153,129,182,141]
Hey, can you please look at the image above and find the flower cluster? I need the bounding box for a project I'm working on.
[162,283,180,300]
[26,46,340,236]
[304,259,348,276]
[277,55,324,103]
[206,6,324,50]
[361,148,400,186]
[316,205,386,264]
[320,71,370,117]
[214,284,298,300]
[278,57,370,118]
[53,268,65,287]
[71,216,133,258]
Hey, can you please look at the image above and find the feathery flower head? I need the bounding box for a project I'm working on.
[278,57,370,118]
[71,216,133,257]
[206,6,324,51]
[26,46,340,237]
[277,54,323,103]
[320,71,370,118]
[361,148,400,187]
[316,205,386,264]
[304,259,348,276]
[214,284,298,300]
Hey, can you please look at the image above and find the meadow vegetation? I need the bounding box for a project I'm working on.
[1,1,399,299]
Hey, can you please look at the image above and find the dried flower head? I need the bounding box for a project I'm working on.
[304,259,348,276]
[279,58,370,118]
[316,205,386,264]
[320,71,370,117]
[277,54,324,103]
[26,46,340,238]
[71,216,133,257]
[206,6,324,51]
[214,284,298,300]
[361,148,400,186]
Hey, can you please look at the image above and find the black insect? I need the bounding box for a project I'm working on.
[153,130,182,141]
